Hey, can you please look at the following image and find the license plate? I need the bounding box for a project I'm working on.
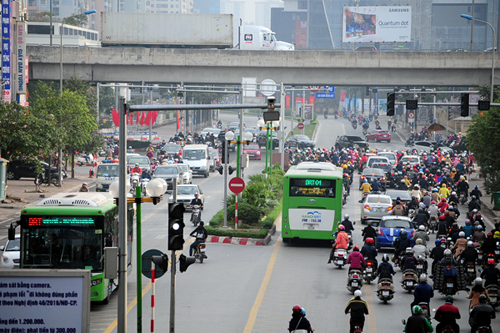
[382,291,389,296]
[447,283,454,288]
[200,248,205,253]
[490,297,497,303]
[495,250,500,255]
[417,265,423,269]
[366,267,372,272]
[351,282,358,287]
[306,224,316,230]
[479,255,483,260]
[407,281,413,286]
[468,268,475,272]
[338,260,344,265]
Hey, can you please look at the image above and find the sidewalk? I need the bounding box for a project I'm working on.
[378,114,500,227]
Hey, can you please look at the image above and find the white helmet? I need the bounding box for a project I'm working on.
[419,274,427,283]
[418,225,425,231]
[344,214,349,219]
[474,277,483,286]
[459,231,465,238]
[354,290,362,297]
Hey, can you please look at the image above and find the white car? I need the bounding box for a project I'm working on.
[170,184,205,210]
[360,194,393,224]
[0,235,20,269]
[177,163,192,184]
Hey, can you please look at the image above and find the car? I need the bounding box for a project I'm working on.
[366,156,390,169]
[365,130,391,143]
[377,152,397,168]
[285,135,315,149]
[371,162,393,186]
[257,130,279,149]
[201,128,222,138]
[245,126,259,137]
[376,216,415,250]
[153,165,183,191]
[227,122,240,132]
[242,143,262,160]
[413,141,436,150]
[162,144,183,157]
[360,168,387,191]
[400,155,421,166]
[170,184,205,210]
[7,160,61,181]
[177,163,192,184]
[127,156,151,172]
[360,194,393,224]
[385,190,412,205]
[209,149,221,167]
[0,235,20,269]
[335,135,369,150]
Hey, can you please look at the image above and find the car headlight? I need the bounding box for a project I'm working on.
[2,256,9,263]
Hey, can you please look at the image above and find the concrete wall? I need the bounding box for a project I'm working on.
[28,46,500,86]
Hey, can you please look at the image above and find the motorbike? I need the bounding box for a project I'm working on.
[475,327,492,333]
[140,178,150,196]
[347,269,364,294]
[485,284,499,307]
[191,205,201,227]
[333,248,347,268]
[334,114,338,119]
[401,269,418,293]
[405,138,414,147]
[477,248,485,266]
[459,191,468,205]
[419,302,432,323]
[352,122,358,130]
[131,173,141,192]
[362,128,368,136]
[324,114,328,119]
[408,209,416,219]
[428,216,437,233]
[443,276,457,296]
[415,257,428,277]
[363,259,376,284]
[193,240,207,263]
[76,154,94,166]
[377,278,394,304]
[464,261,477,285]
[495,241,500,261]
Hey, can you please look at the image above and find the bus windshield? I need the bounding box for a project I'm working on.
[22,225,102,271]
[97,164,119,177]
[289,178,336,198]
[184,149,205,160]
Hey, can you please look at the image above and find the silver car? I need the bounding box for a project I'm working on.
[153,165,183,191]
[171,184,205,210]
[128,156,151,172]
[177,163,192,184]
[0,235,20,269]
[360,194,393,224]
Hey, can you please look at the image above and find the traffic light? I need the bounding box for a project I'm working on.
[366,87,370,96]
[478,100,490,111]
[460,93,469,117]
[406,100,418,110]
[448,110,453,121]
[152,254,169,273]
[168,203,185,251]
[228,166,236,175]
[220,141,226,163]
[387,93,395,116]
[216,166,223,175]
[179,254,195,273]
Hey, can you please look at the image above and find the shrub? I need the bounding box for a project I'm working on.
[209,209,224,227]
[227,202,262,225]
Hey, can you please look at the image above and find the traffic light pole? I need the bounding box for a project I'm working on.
[223,140,228,228]
[136,186,143,332]
[170,249,176,333]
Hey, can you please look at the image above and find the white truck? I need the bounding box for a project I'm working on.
[101,13,294,51]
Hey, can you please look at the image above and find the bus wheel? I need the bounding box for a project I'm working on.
[283,238,290,243]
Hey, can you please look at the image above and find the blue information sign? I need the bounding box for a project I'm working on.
[2,0,11,102]
[316,93,335,98]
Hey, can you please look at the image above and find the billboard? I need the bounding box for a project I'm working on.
[342,6,411,43]
[2,0,11,102]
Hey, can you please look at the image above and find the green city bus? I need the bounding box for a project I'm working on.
[14,192,133,303]
[282,162,344,242]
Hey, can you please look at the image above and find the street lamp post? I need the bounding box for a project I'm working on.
[257,119,267,172]
[461,14,495,102]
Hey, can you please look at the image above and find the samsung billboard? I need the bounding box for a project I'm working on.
[342,6,412,43]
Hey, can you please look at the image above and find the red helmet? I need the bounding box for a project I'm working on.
[366,238,374,245]
[439,215,446,220]
[292,305,302,313]
[487,233,493,238]
[488,259,496,265]
[353,245,359,251]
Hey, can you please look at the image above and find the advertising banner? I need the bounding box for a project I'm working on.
[295,20,307,48]
[2,0,11,102]
[16,21,26,94]
[288,208,335,231]
[286,94,290,109]
[342,6,411,43]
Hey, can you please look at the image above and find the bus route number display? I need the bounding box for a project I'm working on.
[28,217,95,226]
[290,178,335,197]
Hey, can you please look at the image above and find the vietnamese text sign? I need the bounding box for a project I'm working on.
[342,6,412,43]
[288,208,335,231]
[0,270,90,332]
[2,0,11,102]
[16,21,27,94]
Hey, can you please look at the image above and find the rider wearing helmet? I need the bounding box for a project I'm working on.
[434,296,461,333]
[288,304,314,333]
[412,225,430,246]
[347,245,366,273]
[328,225,349,264]
[361,221,377,242]
[412,238,430,261]
[481,232,497,258]
[401,247,417,271]
[79,182,89,192]
[480,258,500,287]
[341,214,355,235]
[430,239,446,278]
[404,305,433,333]
[131,163,142,175]
[468,195,481,212]
[470,184,482,201]
[377,254,396,283]
[469,294,496,333]
[411,274,434,311]
[361,238,378,268]
[467,277,489,310]
[451,231,467,256]
[189,193,204,221]
[393,230,411,263]
[344,290,369,333]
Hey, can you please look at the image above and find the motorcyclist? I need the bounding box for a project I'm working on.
[401,247,417,271]
[463,220,475,238]
[328,225,349,264]
[472,225,486,243]
[468,195,481,212]
[141,169,152,180]
[470,185,482,202]
[434,296,460,333]
[393,230,411,263]
[371,179,381,193]
[359,180,372,203]
[407,197,420,213]
[189,221,207,257]
[361,221,377,242]
[361,238,378,268]
[439,249,459,290]
[456,177,469,199]
[146,149,154,160]
[436,215,448,237]
[347,245,366,273]
[411,274,434,310]
[467,277,489,310]
[481,232,497,259]
[412,225,430,246]
[131,163,142,175]
[344,290,369,333]
[341,214,355,235]
[428,200,439,220]
[404,305,433,333]
[189,193,204,222]
[392,200,406,216]
[430,239,446,278]
[450,231,467,257]
[288,305,314,333]
[79,182,89,192]
[413,239,430,262]
[460,241,478,265]
[469,294,496,333]
[377,254,396,283]
[480,258,500,287]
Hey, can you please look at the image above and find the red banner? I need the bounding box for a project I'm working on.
[176,100,180,130]
[140,111,146,126]
[340,91,346,103]
[295,21,308,48]
[286,95,291,109]
[136,111,140,124]
[309,96,315,105]
[112,109,119,127]
[296,97,302,103]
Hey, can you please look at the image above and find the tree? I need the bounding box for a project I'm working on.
[62,14,89,27]
[467,106,500,193]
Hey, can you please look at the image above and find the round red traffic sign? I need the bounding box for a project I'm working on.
[229,177,245,194]
[297,122,305,130]
[408,112,415,119]
[308,86,321,92]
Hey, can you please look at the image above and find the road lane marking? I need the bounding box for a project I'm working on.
[363,283,377,333]
[243,239,282,333]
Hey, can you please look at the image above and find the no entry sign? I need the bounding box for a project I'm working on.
[229,177,245,194]
[297,122,305,130]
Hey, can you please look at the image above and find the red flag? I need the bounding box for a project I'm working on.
[176,99,180,130]
[152,111,158,124]
[112,108,119,127]
[136,111,140,125]
[144,111,152,126]
[286,95,291,109]
[140,111,146,126]
[129,112,134,125]
[309,96,315,104]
